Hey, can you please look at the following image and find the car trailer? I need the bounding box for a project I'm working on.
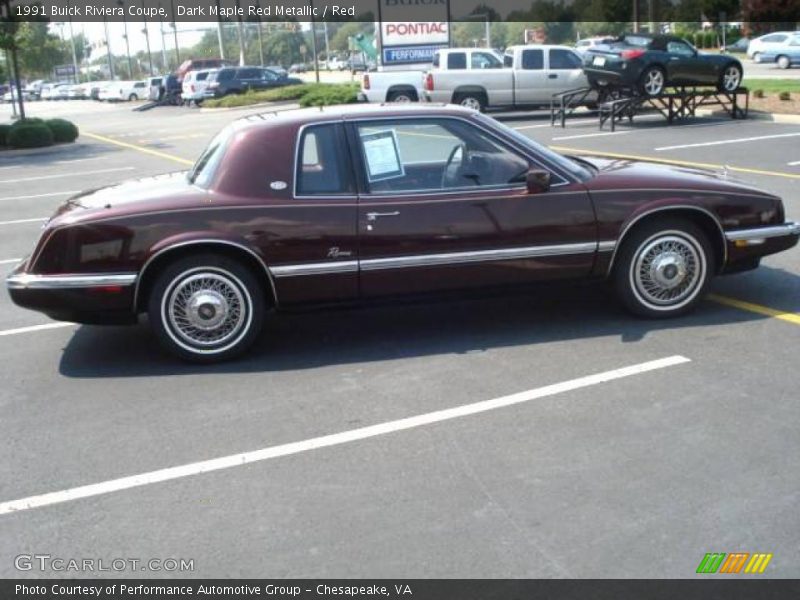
[550,86,749,130]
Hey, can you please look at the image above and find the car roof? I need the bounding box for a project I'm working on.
[234,103,478,132]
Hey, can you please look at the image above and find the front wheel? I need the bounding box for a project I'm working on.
[148,254,265,362]
[777,55,791,70]
[614,219,714,318]
[752,52,761,63]
[718,64,742,92]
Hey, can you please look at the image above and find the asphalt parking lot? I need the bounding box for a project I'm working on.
[0,96,798,578]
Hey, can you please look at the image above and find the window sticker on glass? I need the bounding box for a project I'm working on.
[361,129,405,182]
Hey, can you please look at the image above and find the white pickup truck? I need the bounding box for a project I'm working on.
[358,70,425,103]
[422,45,591,111]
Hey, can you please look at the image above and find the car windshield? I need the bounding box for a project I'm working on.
[188,127,233,187]
[476,114,593,181]
[624,35,652,48]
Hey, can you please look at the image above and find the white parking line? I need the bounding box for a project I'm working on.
[0,355,690,515]
[0,157,108,171]
[0,322,74,338]
[0,217,47,226]
[656,132,800,151]
[0,191,79,202]
[0,258,21,265]
[788,160,800,166]
[0,166,134,184]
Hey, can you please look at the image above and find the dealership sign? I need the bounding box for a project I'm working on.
[380,21,448,46]
[382,43,448,65]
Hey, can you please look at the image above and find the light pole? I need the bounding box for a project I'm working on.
[170,0,180,64]
[102,16,114,79]
[118,0,133,78]
[215,0,225,59]
[310,0,319,82]
[66,0,79,82]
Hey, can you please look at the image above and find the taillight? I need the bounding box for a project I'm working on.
[424,73,434,91]
[363,73,370,90]
[621,49,646,60]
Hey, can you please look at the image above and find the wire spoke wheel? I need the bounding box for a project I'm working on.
[631,234,704,309]
[164,270,249,351]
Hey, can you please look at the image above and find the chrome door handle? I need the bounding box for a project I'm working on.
[366,211,400,222]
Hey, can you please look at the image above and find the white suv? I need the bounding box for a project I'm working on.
[99,81,148,101]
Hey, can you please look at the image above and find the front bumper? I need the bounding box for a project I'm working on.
[6,261,139,325]
[723,222,800,272]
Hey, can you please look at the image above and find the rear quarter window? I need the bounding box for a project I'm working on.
[447,53,467,70]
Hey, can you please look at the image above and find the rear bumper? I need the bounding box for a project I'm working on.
[583,65,638,88]
[723,222,800,272]
[6,262,138,325]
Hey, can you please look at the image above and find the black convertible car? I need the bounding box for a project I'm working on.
[583,33,743,97]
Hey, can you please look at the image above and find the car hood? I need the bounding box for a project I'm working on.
[578,156,776,198]
[50,171,205,224]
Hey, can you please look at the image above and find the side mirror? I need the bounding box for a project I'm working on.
[526,169,551,194]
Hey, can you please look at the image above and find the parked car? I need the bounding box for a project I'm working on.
[182,69,217,105]
[40,83,69,100]
[759,36,800,69]
[266,65,288,78]
[2,87,36,102]
[289,63,308,74]
[583,33,743,96]
[24,79,46,99]
[204,66,302,98]
[575,37,613,54]
[423,45,590,111]
[147,76,164,101]
[89,81,112,100]
[99,80,148,101]
[175,58,234,82]
[7,104,798,361]
[723,37,750,53]
[66,84,89,100]
[747,31,800,62]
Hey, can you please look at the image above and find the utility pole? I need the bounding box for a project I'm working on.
[158,4,168,71]
[119,0,133,78]
[632,0,640,33]
[310,0,319,82]
[170,0,180,64]
[141,0,153,75]
[256,22,264,66]
[215,0,225,59]
[103,16,114,79]
[66,0,79,81]
[235,0,245,66]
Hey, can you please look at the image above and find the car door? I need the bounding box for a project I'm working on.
[236,68,261,92]
[272,122,360,304]
[666,40,716,84]
[546,48,588,95]
[349,116,597,298]
[514,48,549,104]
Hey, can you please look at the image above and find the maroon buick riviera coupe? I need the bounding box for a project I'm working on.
[7,104,799,361]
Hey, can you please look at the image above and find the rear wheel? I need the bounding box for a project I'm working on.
[148,254,265,362]
[718,64,742,92]
[614,218,714,318]
[128,93,137,101]
[453,91,486,112]
[639,66,665,97]
[752,52,761,63]
[387,90,416,103]
[777,55,791,70]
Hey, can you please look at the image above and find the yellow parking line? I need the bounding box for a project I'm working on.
[708,294,800,326]
[83,132,194,166]
[550,145,800,180]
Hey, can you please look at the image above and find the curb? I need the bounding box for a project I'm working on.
[695,108,800,123]
[0,141,85,159]
[199,101,300,114]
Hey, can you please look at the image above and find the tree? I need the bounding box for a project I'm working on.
[14,22,67,77]
[330,22,364,53]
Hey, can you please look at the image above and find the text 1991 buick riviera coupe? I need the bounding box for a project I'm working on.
[7,105,799,361]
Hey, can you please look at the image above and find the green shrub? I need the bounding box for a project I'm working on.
[0,123,11,146]
[779,91,791,101]
[11,117,45,129]
[45,118,79,143]
[753,89,764,98]
[297,84,359,108]
[7,123,54,148]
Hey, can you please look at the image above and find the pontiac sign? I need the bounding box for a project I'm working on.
[380,21,448,46]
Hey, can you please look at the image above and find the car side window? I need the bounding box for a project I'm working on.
[355,119,531,194]
[667,41,694,56]
[471,52,502,69]
[432,52,440,67]
[549,49,582,69]
[762,34,786,43]
[296,124,352,196]
[503,54,513,67]
[521,49,544,70]
[447,52,467,69]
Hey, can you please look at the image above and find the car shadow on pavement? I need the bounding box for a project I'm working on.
[57,265,798,379]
